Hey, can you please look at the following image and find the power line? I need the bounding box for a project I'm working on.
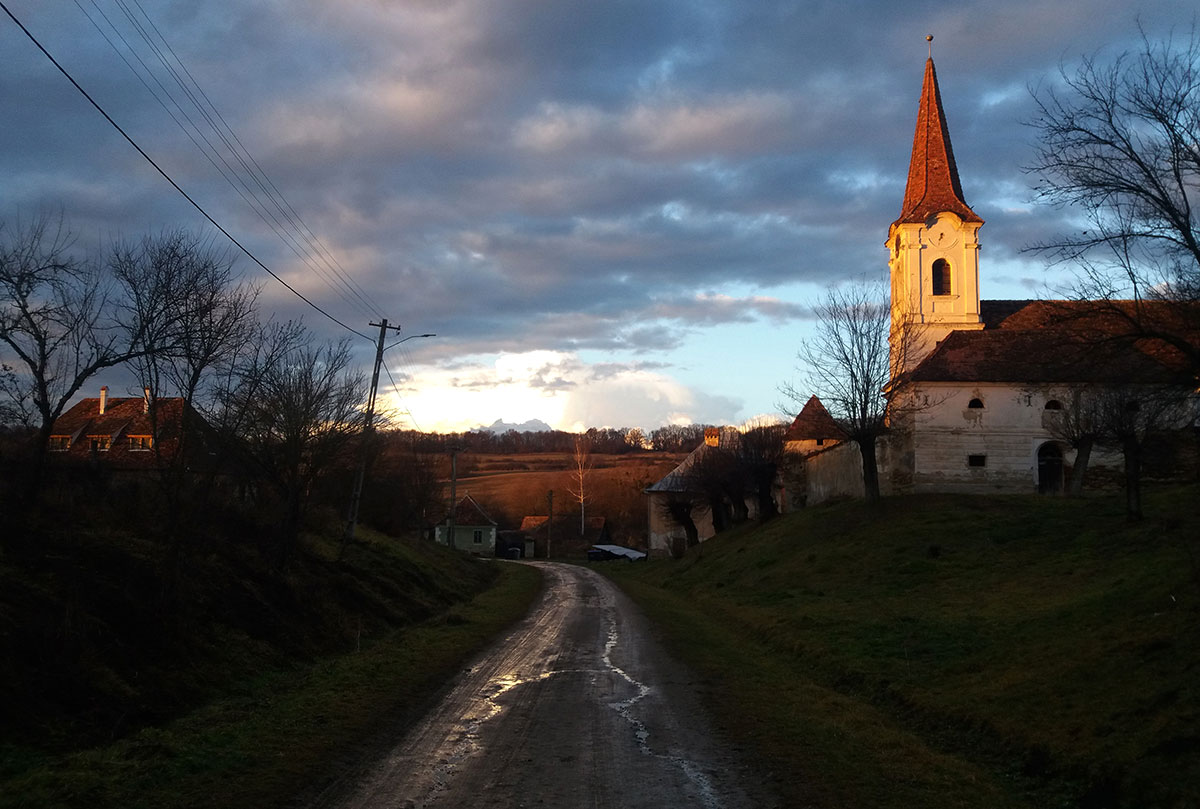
[73,0,382,321]
[117,0,382,319]
[382,358,424,432]
[0,0,369,340]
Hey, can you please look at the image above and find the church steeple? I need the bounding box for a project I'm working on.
[888,46,984,374]
[897,56,979,226]
[893,57,981,228]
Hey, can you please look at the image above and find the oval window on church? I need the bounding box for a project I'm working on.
[932,259,951,295]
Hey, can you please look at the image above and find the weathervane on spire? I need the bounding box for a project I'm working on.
[927,34,934,58]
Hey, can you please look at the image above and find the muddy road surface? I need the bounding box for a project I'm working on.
[307,562,775,809]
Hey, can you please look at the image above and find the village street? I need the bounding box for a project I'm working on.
[305,562,775,809]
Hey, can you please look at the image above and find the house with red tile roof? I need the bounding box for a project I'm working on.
[784,396,846,455]
[781,396,854,507]
[794,53,1197,501]
[47,385,220,473]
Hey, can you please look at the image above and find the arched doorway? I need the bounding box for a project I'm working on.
[1037,443,1064,494]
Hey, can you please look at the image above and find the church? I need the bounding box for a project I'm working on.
[786,53,1197,503]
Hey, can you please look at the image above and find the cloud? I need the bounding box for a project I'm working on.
[389,350,743,431]
[621,92,795,158]
[3,0,1193,430]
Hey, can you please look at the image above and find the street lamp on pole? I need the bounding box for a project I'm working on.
[343,323,435,549]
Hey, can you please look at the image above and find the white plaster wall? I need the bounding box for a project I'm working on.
[888,213,984,372]
[434,524,497,553]
[905,382,1123,493]
[646,493,716,555]
[645,490,768,553]
[805,442,865,503]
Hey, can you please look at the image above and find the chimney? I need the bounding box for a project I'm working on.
[99,386,108,415]
[704,427,719,447]
[143,387,151,413]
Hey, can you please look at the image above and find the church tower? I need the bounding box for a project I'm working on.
[888,50,983,372]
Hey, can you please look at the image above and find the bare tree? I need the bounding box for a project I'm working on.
[106,230,261,583]
[361,435,443,536]
[656,493,702,558]
[736,420,787,521]
[566,432,593,536]
[624,427,648,450]
[1094,385,1192,520]
[112,230,258,416]
[1027,26,1200,371]
[683,440,742,532]
[0,361,33,427]
[649,424,706,452]
[782,281,906,501]
[0,213,158,494]
[1041,387,1105,496]
[1043,381,1193,515]
[229,322,365,568]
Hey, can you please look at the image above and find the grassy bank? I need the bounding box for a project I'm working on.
[0,524,542,809]
[602,487,1200,809]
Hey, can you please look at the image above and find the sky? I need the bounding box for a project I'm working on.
[1,0,1194,433]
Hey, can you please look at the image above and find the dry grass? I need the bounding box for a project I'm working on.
[452,452,683,545]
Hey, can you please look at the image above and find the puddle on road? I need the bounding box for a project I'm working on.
[601,607,721,809]
[444,590,721,809]
[347,568,725,809]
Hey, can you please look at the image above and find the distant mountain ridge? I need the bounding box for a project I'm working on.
[478,418,554,433]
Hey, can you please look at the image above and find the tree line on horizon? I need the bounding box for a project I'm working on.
[383,422,722,455]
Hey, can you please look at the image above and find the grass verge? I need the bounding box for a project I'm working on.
[0,555,541,809]
[601,486,1200,809]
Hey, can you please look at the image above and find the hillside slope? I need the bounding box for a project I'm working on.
[603,487,1200,809]
[0,518,541,809]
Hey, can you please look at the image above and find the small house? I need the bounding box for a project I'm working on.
[434,494,498,555]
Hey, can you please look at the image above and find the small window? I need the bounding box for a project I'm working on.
[127,435,153,451]
[1044,400,1062,411]
[932,258,951,295]
[815,438,824,446]
[967,454,987,468]
[473,529,483,544]
[89,435,111,452]
[49,436,71,451]
[967,398,984,409]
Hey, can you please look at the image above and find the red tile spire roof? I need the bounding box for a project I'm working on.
[784,395,846,442]
[893,58,982,227]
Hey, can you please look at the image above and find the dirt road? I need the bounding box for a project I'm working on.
[308,562,774,809]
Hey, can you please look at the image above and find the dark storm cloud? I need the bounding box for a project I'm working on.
[2,0,1194,427]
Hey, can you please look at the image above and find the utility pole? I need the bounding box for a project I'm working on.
[546,489,553,559]
[448,446,459,549]
[344,321,435,549]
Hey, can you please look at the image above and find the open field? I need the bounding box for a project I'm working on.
[449,451,684,546]
[601,486,1200,809]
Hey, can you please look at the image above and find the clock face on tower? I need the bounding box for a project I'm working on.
[927,218,958,248]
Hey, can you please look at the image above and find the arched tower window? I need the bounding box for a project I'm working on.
[967,398,984,409]
[932,258,951,295]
